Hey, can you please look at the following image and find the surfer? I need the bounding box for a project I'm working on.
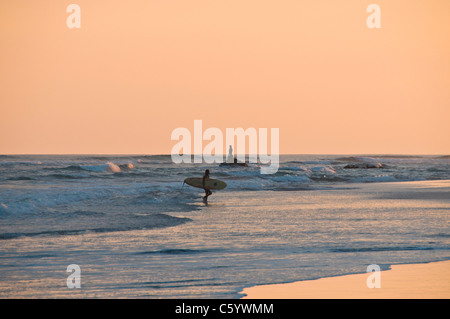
[227,145,234,163]
[202,169,212,202]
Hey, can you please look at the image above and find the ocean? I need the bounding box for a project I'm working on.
[0,154,449,298]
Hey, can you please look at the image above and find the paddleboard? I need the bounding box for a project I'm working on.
[219,162,248,167]
[184,177,227,190]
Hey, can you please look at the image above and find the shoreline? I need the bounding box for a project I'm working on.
[240,260,450,299]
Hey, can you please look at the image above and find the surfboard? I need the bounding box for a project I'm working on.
[184,177,227,190]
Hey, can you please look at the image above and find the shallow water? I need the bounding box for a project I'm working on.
[0,155,449,298]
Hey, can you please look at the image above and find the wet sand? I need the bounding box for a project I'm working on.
[241,260,450,299]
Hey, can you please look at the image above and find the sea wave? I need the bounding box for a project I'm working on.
[55,162,136,173]
[0,161,43,166]
[0,213,191,240]
[284,160,333,165]
[0,182,199,216]
[2,155,450,202]
[335,156,381,163]
[136,248,215,255]
[330,245,444,253]
[79,162,121,172]
[7,176,35,181]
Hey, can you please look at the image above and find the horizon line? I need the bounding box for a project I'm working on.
[1,153,449,156]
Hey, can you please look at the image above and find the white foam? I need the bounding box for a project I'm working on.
[80,162,121,173]
[119,163,134,169]
[106,162,121,172]
[282,166,310,172]
[310,166,336,174]
[0,203,8,214]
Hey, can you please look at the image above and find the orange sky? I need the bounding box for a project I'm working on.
[1,0,449,155]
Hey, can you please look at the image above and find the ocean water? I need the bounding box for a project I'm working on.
[0,154,449,298]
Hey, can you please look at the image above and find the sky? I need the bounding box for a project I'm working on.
[1,0,449,155]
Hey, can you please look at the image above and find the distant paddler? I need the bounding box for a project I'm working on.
[219,158,248,167]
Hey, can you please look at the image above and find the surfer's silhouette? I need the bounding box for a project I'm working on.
[227,145,234,163]
[202,169,212,203]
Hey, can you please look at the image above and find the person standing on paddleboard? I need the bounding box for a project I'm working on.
[202,169,212,202]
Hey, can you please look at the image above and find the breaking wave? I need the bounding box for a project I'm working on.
[0,213,191,240]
